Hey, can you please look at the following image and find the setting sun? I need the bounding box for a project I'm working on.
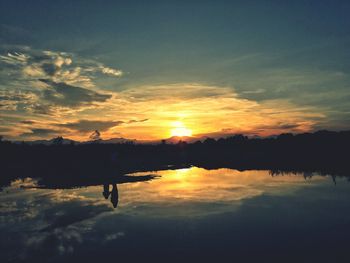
[170,127,192,137]
[170,121,193,137]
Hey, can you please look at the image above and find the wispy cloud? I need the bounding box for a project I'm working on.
[0,47,123,89]
[122,83,236,101]
[0,47,124,120]
[56,120,124,132]
[0,90,38,111]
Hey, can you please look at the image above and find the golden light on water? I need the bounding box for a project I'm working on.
[122,167,327,206]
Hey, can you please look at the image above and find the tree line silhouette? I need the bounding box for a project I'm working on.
[1,130,350,189]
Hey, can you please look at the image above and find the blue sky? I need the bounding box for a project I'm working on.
[1,1,350,140]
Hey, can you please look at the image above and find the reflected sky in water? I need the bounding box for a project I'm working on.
[1,167,350,262]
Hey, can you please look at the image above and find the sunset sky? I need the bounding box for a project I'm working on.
[1,1,350,141]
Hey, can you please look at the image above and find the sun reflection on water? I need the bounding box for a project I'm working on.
[122,167,327,204]
[0,167,343,262]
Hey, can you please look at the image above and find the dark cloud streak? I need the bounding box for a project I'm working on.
[39,79,112,107]
[56,118,149,133]
[56,120,124,132]
[21,128,60,138]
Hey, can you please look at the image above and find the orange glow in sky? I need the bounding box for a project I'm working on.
[2,82,324,141]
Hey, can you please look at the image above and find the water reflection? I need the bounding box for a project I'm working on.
[1,167,350,262]
[0,167,338,211]
[126,167,327,203]
[102,183,119,208]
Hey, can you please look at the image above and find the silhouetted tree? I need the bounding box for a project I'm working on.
[204,138,216,145]
[89,130,101,141]
[1,129,350,191]
[52,136,63,145]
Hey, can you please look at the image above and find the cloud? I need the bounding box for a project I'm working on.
[122,83,235,101]
[23,51,72,77]
[0,47,123,89]
[20,120,36,124]
[30,103,55,115]
[18,50,87,88]
[243,122,303,132]
[41,62,61,76]
[20,128,60,138]
[241,89,265,94]
[100,66,123,77]
[56,120,124,132]
[0,51,29,65]
[0,90,38,111]
[0,90,35,102]
[0,184,112,260]
[0,47,123,120]
[128,118,149,124]
[39,79,112,107]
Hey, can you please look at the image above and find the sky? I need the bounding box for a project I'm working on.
[0,0,350,141]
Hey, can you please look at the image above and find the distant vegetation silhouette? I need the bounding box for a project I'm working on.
[1,130,350,190]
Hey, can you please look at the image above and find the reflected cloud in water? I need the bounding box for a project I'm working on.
[0,167,349,262]
[118,167,328,216]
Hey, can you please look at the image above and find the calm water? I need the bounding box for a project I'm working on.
[1,167,350,262]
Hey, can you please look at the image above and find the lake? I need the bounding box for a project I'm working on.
[1,167,350,262]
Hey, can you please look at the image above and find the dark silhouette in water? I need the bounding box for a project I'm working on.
[110,184,119,208]
[102,183,119,208]
[21,174,157,209]
[1,130,350,190]
[103,183,110,199]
